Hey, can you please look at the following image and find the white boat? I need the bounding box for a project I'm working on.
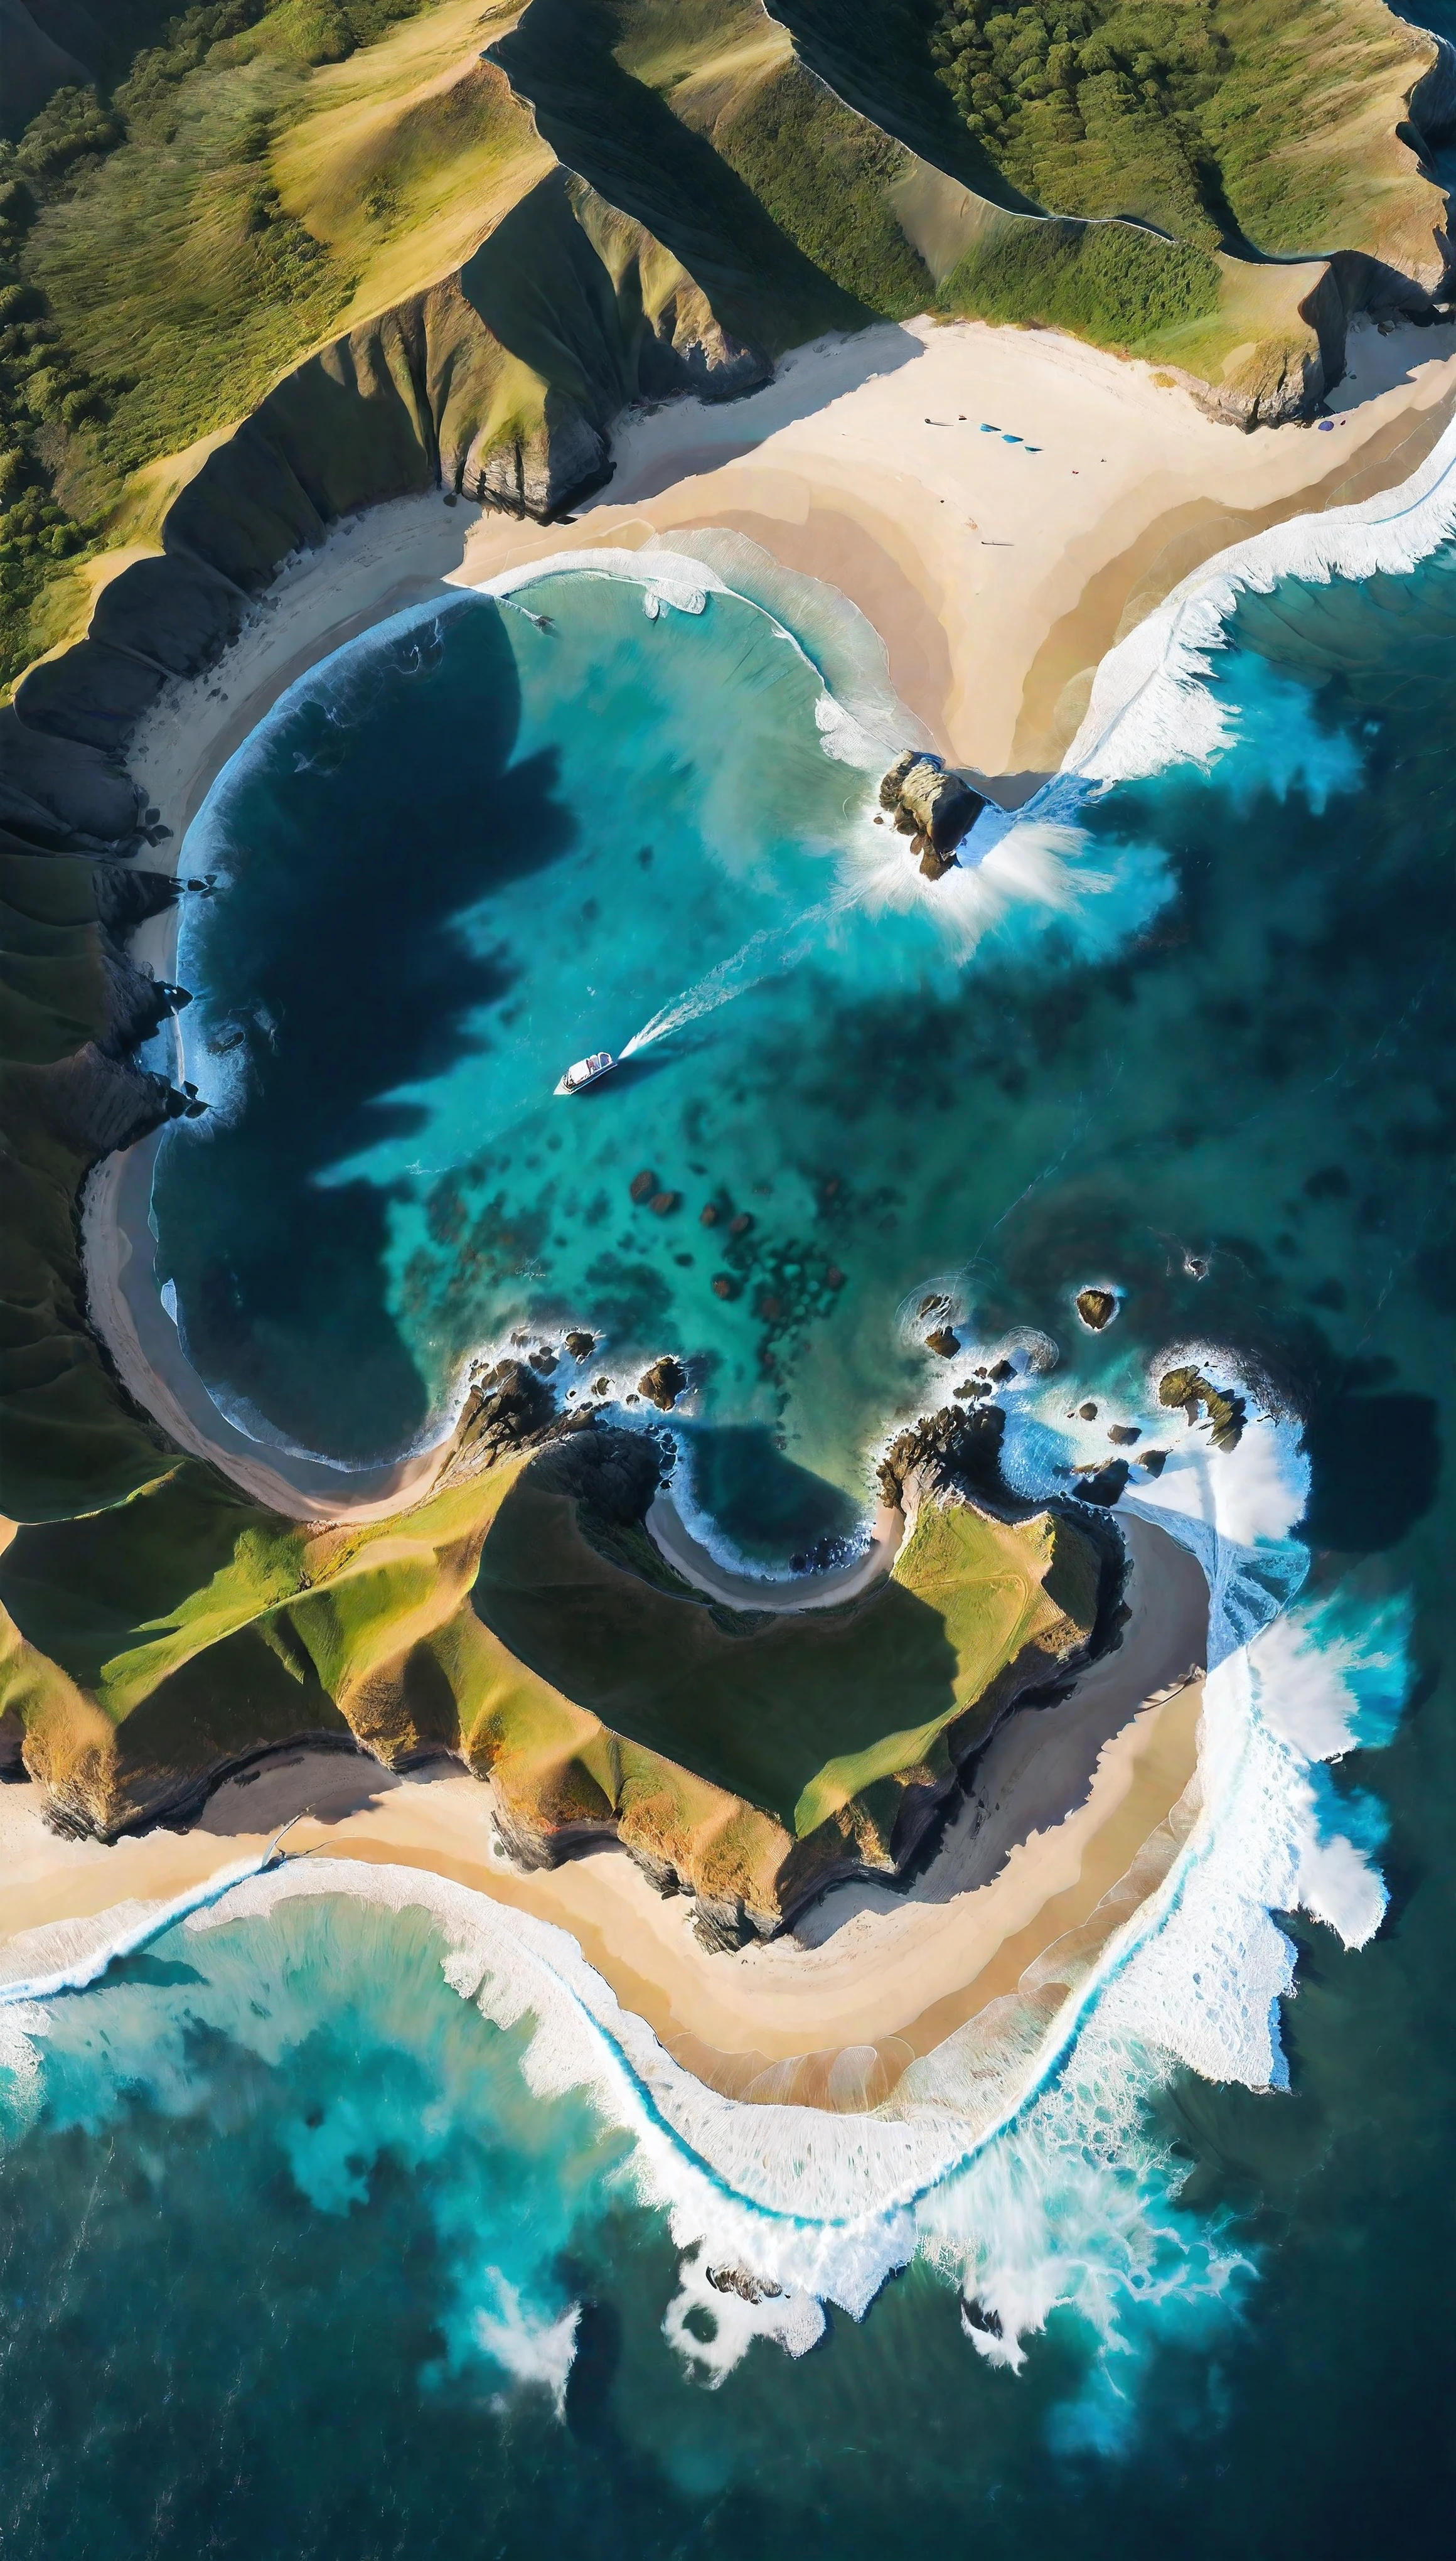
[554,1050,619,1097]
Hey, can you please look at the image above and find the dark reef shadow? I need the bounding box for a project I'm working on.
[155,601,579,1463]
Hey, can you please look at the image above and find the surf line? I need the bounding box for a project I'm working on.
[0,1818,309,2009]
[620,896,850,1059]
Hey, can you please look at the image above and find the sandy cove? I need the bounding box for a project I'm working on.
[0,1518,1206,2108]
[26,309,1430,2097]
[85,306,1456,1522]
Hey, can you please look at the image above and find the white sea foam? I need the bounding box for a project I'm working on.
[621,896,848,1057]
[0,1366,1405,2382]
[1063,406,1456,787]
[470,2273,581,2415]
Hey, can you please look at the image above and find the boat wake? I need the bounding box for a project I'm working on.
[620,898,848,1058]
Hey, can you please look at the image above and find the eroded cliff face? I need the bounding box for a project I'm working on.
[0,1368,1114,1946]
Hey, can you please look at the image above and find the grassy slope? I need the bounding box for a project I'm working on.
[1,3,538,690]
[0,1428,1098,1909]
[0,0,1444,1855]
[611,0,934,318]
[471,1466,1093,1835]
[6,0,1447,690]
[775,0,1448,379]
[269,0,549,328]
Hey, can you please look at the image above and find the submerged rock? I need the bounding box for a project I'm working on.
[629,1168,657,1203]
[638,1354,687,1410]
[1076,1286,1119,1331]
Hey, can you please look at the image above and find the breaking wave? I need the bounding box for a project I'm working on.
[0,1375,1408,2392]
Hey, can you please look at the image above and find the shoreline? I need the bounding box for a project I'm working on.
[0,1517,1206,2107]
[87,309,1456,1528]
[644,1493,905,1611]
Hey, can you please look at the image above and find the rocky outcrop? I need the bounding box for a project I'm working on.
[1159,1362,1246,1452]
[879,749,984,876]
[446,1358,561,1479]
[877,1398,1011,1513]
[637,1354,687,1410]
[1076,1287,1118,1331]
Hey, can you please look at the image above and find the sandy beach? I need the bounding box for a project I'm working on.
[0,1516,1206,2107]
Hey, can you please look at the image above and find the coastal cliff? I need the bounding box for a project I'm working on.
[0,1364,1116,1946]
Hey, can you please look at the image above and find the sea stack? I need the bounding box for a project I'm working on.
[879,751,984,879]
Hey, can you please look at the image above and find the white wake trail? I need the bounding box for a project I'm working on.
[620,896,848,1057]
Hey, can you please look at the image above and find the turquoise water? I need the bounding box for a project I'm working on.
[4,508,1453,2546]
[154,558,1171,1537]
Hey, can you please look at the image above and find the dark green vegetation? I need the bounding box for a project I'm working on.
[693,55,933,318]
[939,211,1221,343]
[930,0,1243,246]
[488,0,871,358]
[0,1,439,689]
[1,0,1451,685]
[931,0,1443,262]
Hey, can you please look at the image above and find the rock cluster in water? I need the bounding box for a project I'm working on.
[879,749,984,879]
[1159,1362,1246,1452]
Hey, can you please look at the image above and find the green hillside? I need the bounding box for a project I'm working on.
[0,1399,1100,1926]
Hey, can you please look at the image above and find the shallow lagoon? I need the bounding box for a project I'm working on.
[158,534,1450,1579]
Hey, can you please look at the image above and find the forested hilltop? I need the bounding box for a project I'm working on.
[0,0,1451,690]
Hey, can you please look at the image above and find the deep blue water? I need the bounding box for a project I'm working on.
[3,514,1453,2549]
